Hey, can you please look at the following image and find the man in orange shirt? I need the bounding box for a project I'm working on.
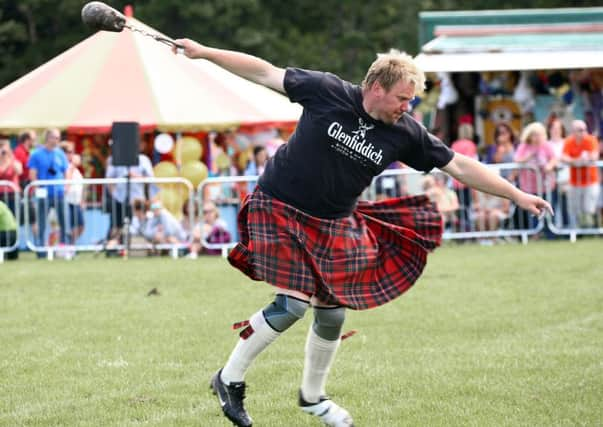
[562,120,600,228]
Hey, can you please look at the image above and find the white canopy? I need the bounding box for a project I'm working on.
[415,28,603,73]
[415,49,603,73]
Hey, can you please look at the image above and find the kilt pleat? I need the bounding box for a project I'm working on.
[228,188,443,310]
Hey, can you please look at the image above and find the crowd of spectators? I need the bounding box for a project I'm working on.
[198,116,601,243]
[440,116,602,241]
[0,116,601,259]
[0,128,233,260]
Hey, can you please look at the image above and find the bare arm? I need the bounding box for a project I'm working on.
[442,153,553,216]
[561,153,578,166]
[589,144,600,161]
[562,148,598,166]
[544,156,558,172]
[513,148,533,163]
[13,159,23,176]
[174,39,286,93]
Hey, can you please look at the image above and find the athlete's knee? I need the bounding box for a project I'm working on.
[262,294,309,332]
[312,306,346,341]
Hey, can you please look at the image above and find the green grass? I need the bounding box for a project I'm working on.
[1,240,602,426]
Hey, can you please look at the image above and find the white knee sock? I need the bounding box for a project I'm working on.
[301,326,341,403]
[221,310,280,384]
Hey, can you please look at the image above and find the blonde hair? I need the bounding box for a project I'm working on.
[203,201,219,216]
[520,122,547,145]
[361,49,425,94]
[60,140,74,152]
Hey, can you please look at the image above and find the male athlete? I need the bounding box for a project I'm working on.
[174,39,552,427]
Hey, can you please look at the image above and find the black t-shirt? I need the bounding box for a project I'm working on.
[258,68,454,218]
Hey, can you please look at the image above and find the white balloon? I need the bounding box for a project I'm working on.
[513,71,535,113]
[436,72,458,109]
[154,133,174,154]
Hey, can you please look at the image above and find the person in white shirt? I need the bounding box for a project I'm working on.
[104,140,155,245]
[61,141,85,244]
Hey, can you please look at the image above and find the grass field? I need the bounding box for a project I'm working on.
[1,240,602,427]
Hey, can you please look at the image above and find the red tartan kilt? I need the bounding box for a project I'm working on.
[228,188,443,310]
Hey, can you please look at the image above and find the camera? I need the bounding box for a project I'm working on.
[47,167,57,175]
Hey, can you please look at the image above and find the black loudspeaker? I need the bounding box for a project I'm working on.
[111,122,140,166]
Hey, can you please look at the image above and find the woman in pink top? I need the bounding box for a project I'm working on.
[514,122,557,233]
[514,122,557,196]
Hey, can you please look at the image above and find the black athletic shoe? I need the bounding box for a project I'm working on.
[210,369,253,427]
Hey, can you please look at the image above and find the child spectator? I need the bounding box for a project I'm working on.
[143,200,187,246]
[422,174,459,231]
[187,201,231,258]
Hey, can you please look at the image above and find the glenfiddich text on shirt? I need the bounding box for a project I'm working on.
[327,120,383,166]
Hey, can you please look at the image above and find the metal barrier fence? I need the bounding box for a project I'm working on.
[546,160,603,241]
[5,160,602,260]
[0,180,20,262]
[368,161,603,242]
[22,177,195,259]
[369,163,545,244]
[197,161,603,252]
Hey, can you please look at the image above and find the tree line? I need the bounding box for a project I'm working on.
[1,0,600,89]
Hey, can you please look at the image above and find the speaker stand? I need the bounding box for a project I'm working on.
[122,168,131,259]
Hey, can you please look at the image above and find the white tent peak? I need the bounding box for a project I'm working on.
[0,15,301,134]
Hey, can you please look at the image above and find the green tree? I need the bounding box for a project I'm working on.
[2,0,603,88]
[0,0,89,87]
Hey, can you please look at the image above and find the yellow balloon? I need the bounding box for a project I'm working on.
[175,136,203,163]
[237,150,250,172]
[153,161,178,178]
[180,161,208,188]
[215,152,231,171]
[159,188,183,219]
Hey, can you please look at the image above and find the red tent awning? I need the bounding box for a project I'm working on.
[0,17,301,134]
